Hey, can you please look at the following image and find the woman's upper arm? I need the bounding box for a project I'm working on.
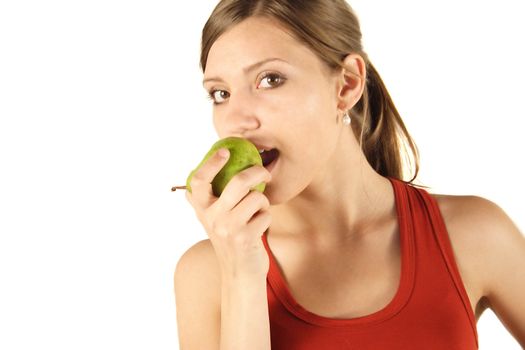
[475,197,525,346]
[174,239,221,350]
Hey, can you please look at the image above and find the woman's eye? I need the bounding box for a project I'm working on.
[208,90,230,104]
[257,73,286,89]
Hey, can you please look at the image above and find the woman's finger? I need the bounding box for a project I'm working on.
[189,148,230,206]
[227,190,271,228]
[213,165,271,213]
[245,209,272,237]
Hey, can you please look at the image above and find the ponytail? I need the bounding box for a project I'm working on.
[351,61,424,187]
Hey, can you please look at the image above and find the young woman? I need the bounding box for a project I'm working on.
[174,1,525,349]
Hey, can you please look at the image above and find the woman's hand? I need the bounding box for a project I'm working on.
[185,148,273,280]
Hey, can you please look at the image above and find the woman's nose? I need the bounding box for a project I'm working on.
[220,90,261,133]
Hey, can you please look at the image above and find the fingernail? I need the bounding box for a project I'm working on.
[218,148,229,158]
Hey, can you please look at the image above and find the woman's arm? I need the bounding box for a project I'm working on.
[175,240,221,349]
[174,239,271,350]
[468,197,525,346]
[220,271,271,349]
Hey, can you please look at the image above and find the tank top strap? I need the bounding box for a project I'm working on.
[409,183,479,345]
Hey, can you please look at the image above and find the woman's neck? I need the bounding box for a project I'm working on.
[268,133,396,244]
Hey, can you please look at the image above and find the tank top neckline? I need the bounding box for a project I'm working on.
[261,176,416,328]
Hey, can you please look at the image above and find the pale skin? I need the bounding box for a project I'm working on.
[175,16,525,348]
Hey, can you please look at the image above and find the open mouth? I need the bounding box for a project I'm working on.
[260,149,279,168]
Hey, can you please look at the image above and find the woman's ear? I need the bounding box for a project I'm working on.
[337,54,366,111]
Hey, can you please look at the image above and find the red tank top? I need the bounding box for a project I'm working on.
[261,177,478,349]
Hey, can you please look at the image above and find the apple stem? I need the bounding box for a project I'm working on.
[171,186,187,192]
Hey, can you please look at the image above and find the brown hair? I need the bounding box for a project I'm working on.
[200,0,425,187]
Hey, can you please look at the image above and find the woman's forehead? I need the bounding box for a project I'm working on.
[204,17,317,76]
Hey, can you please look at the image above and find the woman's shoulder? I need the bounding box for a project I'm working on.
[174,240,223,347]
[176,238,220,281]
[429,192,519,263]
[430,193,513,234]
[429,193,525,318]
[174,239,221,304]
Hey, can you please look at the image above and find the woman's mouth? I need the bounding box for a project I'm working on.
[260,148,279,170]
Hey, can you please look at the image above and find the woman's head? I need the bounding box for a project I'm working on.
[200,0,421,188]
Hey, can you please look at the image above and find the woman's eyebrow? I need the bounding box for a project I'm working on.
[203,57,289,85]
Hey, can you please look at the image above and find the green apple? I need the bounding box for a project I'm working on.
[186,137,266,197]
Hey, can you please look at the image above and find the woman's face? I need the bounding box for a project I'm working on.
[203,16,346,204]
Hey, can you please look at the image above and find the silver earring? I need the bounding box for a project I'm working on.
[342,112,351,126]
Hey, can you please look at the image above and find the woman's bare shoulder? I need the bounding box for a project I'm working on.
[429,192,516,258]
[430,193,525,319]
[431,192,499,219]
[174,239,221,312]
[430,193,521,241]
[175,239,221,287]
[174,240,222,348]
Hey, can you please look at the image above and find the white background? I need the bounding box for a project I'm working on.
[0,0,523,349]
